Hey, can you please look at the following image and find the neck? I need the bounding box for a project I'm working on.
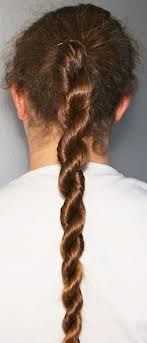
[25,125,110,171]
[29,144,110,171]
[29,149,110,171]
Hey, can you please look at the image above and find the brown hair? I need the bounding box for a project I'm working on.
[1,3,141,342]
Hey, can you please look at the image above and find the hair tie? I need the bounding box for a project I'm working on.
[57,42,63,46]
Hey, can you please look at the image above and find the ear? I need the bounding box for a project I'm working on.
[113,95,133,123]
[10,84,27,121]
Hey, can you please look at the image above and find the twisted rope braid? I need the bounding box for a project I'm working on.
[56,40,93,343]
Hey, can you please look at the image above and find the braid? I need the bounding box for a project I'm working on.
[56,40,92,342]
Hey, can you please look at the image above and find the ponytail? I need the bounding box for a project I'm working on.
[56,40,92,342]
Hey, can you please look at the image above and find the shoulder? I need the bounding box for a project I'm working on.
[110,171,147,212]
[97,165,147,199]
[0,172,37,216]
[86,169,147,222]
[113,173,147,204]
[104,172,147,225]
[113,172,147,197]
[0,173,31,197]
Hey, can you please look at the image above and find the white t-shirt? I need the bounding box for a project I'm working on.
[0,161,147,343]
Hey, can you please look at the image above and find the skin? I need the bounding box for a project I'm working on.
[10,84,132,171]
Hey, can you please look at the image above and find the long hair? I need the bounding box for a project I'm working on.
[1,3,141,342]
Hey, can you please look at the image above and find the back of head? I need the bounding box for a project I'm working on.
[2,3,141,342]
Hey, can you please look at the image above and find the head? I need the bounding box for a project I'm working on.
[2,3,140,342]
